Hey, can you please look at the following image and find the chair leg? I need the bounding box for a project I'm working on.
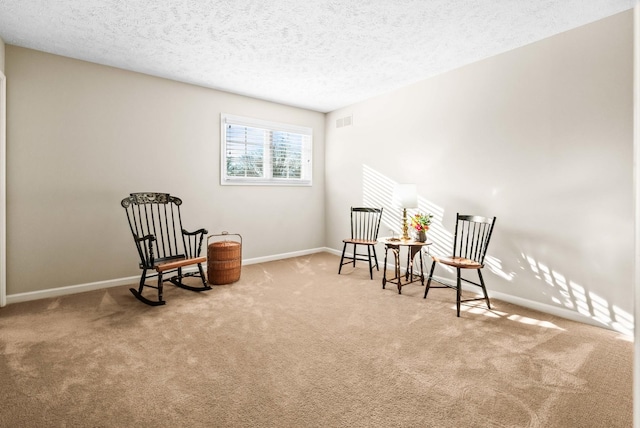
[352,244,357,267]
[129,268,166,306]
[405,251,410,281]
[158,272,164,303]
[423,261,436,298]
[198,263,207,287]
[176,267,183,286]
[372,246,379,271]
[478,269,491,309]
[456,268,462,317]
[137,268,147,294]
[338,242,348,274]
[382,246,389,289]
[171,264,212,291]
[367,245,373,279]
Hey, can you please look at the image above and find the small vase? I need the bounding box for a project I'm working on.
[414,230,427,242]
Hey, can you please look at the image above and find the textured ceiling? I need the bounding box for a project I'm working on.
[0,0,635,112]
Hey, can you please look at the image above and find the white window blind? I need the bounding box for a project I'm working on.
[221,114,313,186]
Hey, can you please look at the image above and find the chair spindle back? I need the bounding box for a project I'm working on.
[351,207,383,241]
[121,192,187,267]
[453,214,496,265]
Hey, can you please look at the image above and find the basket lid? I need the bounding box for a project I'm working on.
[209,241,240,248]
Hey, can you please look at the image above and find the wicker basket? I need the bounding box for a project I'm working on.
[207,233,242,285]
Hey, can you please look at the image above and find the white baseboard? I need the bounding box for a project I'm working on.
[325,247,342,257]
[243,247,328,265]
[5,247,329,305]
[6,275,141,305]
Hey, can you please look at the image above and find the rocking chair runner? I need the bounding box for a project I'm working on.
[121,192,211,306]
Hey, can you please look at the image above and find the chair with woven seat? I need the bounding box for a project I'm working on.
[423,213,496,317]
[338,207,383,280]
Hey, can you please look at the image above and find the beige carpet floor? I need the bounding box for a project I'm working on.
[0,252,633,427]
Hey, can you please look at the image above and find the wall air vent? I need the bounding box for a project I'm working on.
[336,115,353,128]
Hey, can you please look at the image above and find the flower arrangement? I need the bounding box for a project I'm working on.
[410,212,433,231]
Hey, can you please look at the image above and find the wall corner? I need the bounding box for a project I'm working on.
[0,36,4,74]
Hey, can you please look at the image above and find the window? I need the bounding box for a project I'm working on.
[221,114,313,186]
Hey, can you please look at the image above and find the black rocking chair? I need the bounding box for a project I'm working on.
[121,192,211,306]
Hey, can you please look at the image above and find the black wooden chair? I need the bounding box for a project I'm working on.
[423,213,496,317]
[338,207,383,279]
[121,192,210,306]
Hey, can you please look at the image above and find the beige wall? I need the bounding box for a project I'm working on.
[5,46,325,294]
[326,11,634,331]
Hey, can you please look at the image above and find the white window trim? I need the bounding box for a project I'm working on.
[220,113,313,186]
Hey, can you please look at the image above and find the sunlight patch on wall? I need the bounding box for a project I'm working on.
[362,164,450,256]
[362,164,399,234]
[485,256,515,281]
[612,305,634,335]
[589,292,611,325]
[359,164,624,333]
[523,252,633,335]
[362,164,511,281]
